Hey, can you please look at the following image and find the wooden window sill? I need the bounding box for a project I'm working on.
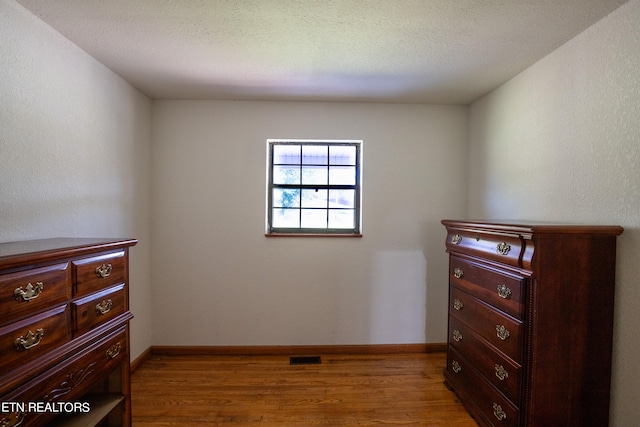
[265,233,362,238]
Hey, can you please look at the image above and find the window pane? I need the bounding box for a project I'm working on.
[329,209,355,228]
[301,189,328,208]
[301,209,327,228]
[329,145,356,165]
[273,165,300,184]
[272,208,300,228]
[273,144,300,164]
[302,145,328,165]
[273,189,300,208]
[301,166,327,185]
[329,189,354,208]
[329,166,356,185]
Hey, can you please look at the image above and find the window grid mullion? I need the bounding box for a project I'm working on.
[273,184,355,190]
[298,146,302,227]
[326,145,330,227]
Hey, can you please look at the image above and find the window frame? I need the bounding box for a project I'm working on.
[266,139,362,236]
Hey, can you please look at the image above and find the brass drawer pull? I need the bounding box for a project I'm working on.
[14,282,44,302]
[453,268,463,279]
[451,360,462,373]
[496,242,511,255]
[14,328,44,350]
[453,330,463,342]
[453,298,463,311]
[493,402,507,421]
[96,299,113,315]
[497,284,512,299]
[95,263,113,278]
[106,343,122,359]
[496,325,511,341]
[451,234,462,244]
[495,364,509,381]
[0,411,26,427]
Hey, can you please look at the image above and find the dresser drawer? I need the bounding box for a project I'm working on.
[450,287,523,362]
[449,315,522,404]
[446,228,523,268]
[73,251,126,296]
[0,305,70,377]
[72,284,126,336]
[0,263,70,325]
[450,256,527,319]
[447,347,520,427]
[0,326,127,427]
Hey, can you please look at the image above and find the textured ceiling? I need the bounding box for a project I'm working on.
[16,0,628,104]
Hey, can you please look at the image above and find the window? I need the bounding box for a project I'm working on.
[266,140,362,235]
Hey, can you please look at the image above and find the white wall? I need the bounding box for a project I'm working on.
[467,0,640,425]
[151,100,467,346]
[0,0,153,361]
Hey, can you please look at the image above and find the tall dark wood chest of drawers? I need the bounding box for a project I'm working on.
[0,238,137,427]
[441,220,623,427]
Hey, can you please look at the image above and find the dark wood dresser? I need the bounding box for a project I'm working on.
[0,238,137,427]
[441,220,623,427]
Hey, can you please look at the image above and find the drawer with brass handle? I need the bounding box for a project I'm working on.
[0,263,70,326]
[449,255,527,320]
[0,305,70,378]
[445,228,524,268]
[0,326,127,427]
[449,286,523,362]
[72,284,126,336]
[72,251,125,296]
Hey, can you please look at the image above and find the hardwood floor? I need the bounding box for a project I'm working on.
[131,352,478,426]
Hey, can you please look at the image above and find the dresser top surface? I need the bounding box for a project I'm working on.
[0,238,138,269]
[441,219,623,235]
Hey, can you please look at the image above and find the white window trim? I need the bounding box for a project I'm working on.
[265,139,363,236]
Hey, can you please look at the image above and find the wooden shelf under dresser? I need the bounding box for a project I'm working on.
[441,220,623,427]
[0,238,137,427]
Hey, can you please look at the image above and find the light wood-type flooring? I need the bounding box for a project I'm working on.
[131,352,478,426]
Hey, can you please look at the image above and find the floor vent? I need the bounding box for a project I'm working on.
[289,356,321,365]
